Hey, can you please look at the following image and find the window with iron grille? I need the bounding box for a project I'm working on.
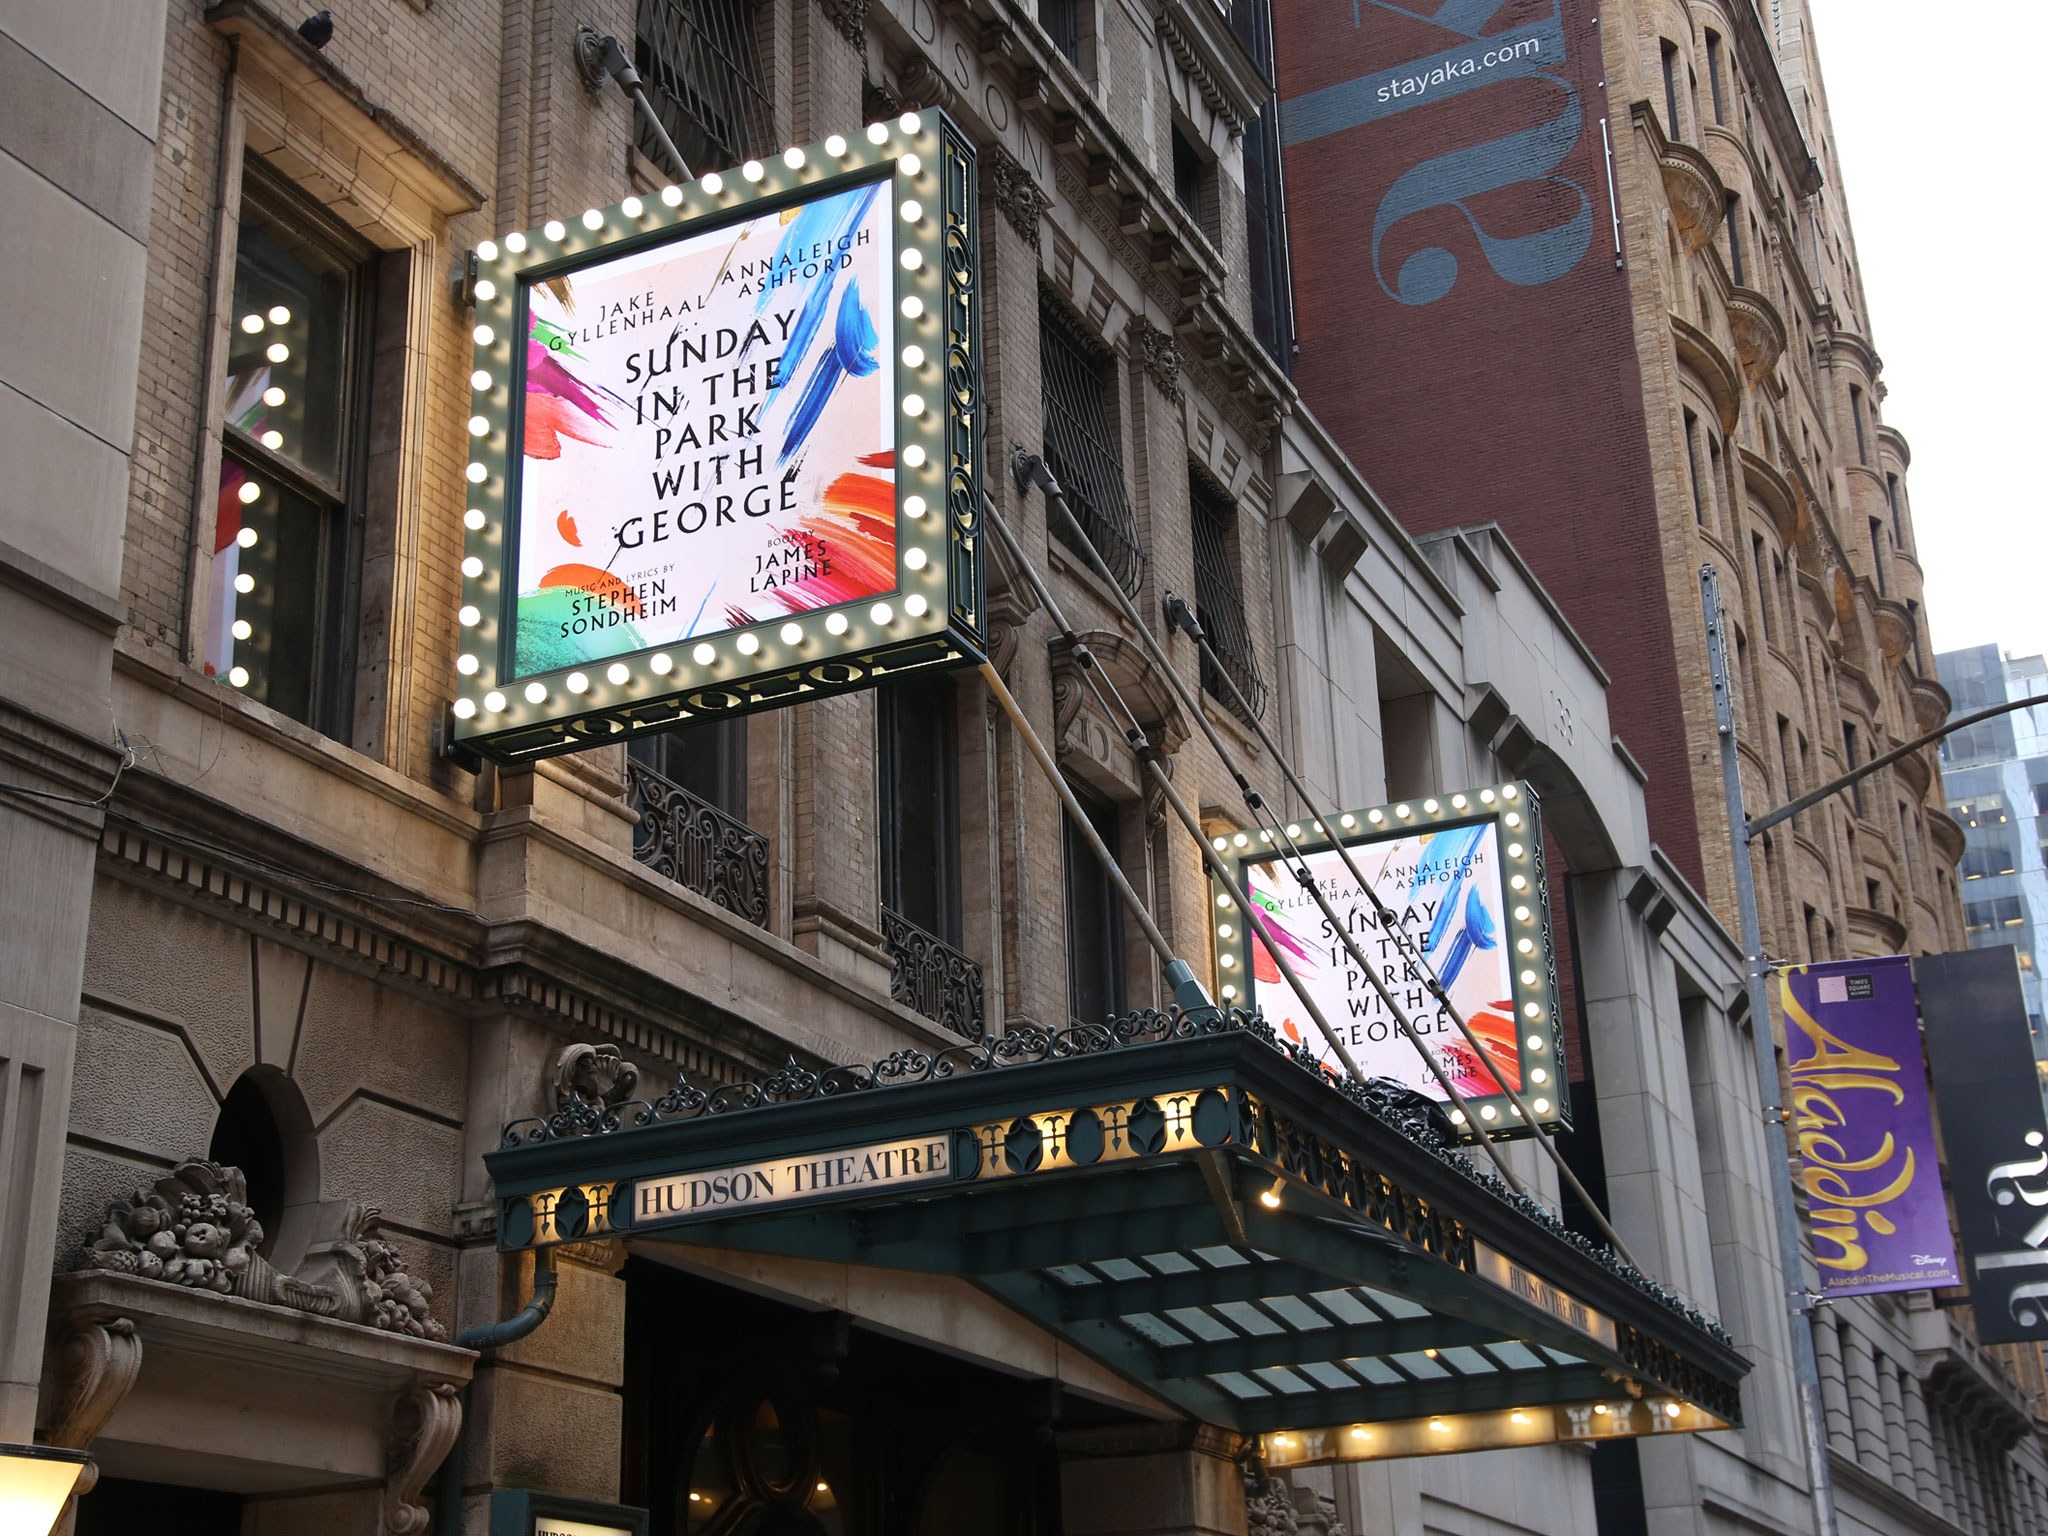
[1040,298,1143,594]
[1038,0,1081,68]
[1189,468,1267,722]
[635,0,773,177]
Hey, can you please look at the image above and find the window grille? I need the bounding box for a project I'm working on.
[1064,783,1126,1027]
[1040,300,1143,594]
[1189,470,1267,722]
[1038,0,1081,66]
[635,0,773,177]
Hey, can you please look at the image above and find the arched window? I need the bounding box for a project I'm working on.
[208,1066,318,1263]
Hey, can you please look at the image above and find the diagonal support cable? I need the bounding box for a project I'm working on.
[984,489,1530,1197]
[1010,451,1642,1265]
[977,660,1219,1022]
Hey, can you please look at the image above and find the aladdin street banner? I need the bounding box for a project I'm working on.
[1782,957,1958,1297]
[1919,947,2048,1342]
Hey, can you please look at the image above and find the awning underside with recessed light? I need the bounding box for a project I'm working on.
[485,1010,1748,1466]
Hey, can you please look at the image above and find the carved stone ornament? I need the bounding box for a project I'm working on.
[1245,1472,1350,1536]
[896,56,957,113]
[815,0,867,52]
[988,145,1052,250]
[1138,316,1184,403]
[385,1382,463,1535]
[39,1317,144,1532]
[554,1040,641,1112]
[77,1160,447,1339]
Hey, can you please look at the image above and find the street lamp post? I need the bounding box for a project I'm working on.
[1701,562,2045,1536]
[1702,563,1841,1536]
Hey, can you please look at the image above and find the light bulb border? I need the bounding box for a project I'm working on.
[450,110,983,760]
[1206,781,1567,1141]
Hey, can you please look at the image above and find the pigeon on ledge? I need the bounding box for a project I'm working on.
[298,10,333,49]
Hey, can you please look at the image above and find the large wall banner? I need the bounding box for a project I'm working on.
[1211,782,1566,1138]
[449,111,984,762]
[1780,957,1957,1298]
[1919,947,2048,1343]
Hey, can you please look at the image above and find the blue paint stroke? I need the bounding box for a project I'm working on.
[1433,883,1498,989]
[749,183,883,410]
[779,279,879,466]
[1411,824,1487,957]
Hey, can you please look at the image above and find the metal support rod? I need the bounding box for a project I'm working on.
[1113,473,1640,1250]
[1703,563,1839,1536]
[1746,690,2047,841]
[1154,589,1652,1246]
[982,495,1376,1088]
[1003,466,1555,1199]
[572,26,695,184]
[978,660,1218,1019]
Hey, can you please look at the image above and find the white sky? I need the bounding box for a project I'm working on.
[1805,0,2048,667]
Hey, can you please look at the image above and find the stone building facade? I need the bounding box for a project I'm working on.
[0,3,2032,1536]
[1267,0,2047,1532]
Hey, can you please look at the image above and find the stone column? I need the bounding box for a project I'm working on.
[1901,1367,1940,1508]
[1875,1355,1911,1491]
[1811,1314,1852,1456]
[0,0,162,1440]
[1838,1324,1888,1469]
[1060,1424,1250,1536]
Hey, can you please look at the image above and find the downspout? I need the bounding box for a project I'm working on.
[435,1247,560,1533]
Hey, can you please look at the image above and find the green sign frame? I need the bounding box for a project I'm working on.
[449,110,983,762]
[1208,781,1568,1137]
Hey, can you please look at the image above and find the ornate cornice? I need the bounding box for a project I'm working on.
[1153,0,1272,139]
[1726,286,1787,383]
[1670,315,1742,435]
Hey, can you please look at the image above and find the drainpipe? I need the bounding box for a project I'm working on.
[435,1247,559,1533]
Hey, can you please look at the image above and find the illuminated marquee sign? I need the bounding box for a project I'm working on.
[1209,782,1567,1136]
[450,112,982,761]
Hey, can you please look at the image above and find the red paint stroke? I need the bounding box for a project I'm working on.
[538,563,644,618]
[858,451,895,468]
[525,394,609,460]
[556,510,583,547]
[727,467,899,623]
[1452,1006,1523,1095]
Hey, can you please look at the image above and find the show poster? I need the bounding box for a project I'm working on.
[512,177,898,677]
[1919,948,2048,1341]
[1243,820,1521,1099]
[1781,957,1958,1298]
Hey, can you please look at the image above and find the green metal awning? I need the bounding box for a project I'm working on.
[486,1012,1747,1466]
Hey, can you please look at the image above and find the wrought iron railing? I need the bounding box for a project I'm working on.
[1040,300,1145,595]
[634,0,774,177]
[1189,471,1268,721]
[627,758,770,926]
[881,907,985,1040]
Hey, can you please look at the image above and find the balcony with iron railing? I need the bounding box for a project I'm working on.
[880,907,985,1040]
[627,758,770,927]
